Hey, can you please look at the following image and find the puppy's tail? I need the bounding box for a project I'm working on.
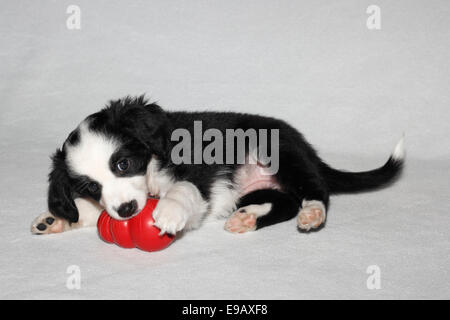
[320,137,405,194]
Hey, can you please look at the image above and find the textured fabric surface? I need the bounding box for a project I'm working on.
[0,0,449,299]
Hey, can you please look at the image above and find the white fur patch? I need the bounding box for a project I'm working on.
[153,181,208,234]
[66,123,148,220]
[207,175,240,220]
[146,158,175,198]
[392,136,405,161]
[74,197,103,227]
[237,203,272,217]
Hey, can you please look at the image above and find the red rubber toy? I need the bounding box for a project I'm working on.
[97,198,174,252]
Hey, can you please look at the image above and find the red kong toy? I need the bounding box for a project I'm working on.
[97,198,174,252]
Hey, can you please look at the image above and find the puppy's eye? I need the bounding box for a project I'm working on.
[117,159,130,172]
[87,182,99,193]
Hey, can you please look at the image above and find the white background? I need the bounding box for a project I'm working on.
[0,0,449,299]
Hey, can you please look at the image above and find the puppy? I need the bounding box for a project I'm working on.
[31,96,404,235]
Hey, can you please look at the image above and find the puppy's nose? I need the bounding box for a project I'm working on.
[117,200,138,218]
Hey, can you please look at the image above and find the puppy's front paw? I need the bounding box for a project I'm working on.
[153,198,188,235]
[31,212,67,235]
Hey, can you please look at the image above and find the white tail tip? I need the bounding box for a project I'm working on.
[392,135,405,161]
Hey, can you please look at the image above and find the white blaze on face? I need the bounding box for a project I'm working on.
[66,123,148,220]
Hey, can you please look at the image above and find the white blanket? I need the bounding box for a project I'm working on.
[0,0,449,299]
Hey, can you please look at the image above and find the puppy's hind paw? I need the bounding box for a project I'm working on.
[224,209,257,234]
[297,200,326,231]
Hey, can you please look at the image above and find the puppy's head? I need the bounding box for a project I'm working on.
[48,96,170,221]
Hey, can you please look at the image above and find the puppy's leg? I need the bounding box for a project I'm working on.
[153,181,208,235]
[295,179,328,231]
[275,148,330,231]
[31,198,102,235]
[31,212,68,234]
[297,200,326,231]
[225,189,300,233]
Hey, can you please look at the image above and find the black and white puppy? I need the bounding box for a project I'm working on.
[31,96,404,235]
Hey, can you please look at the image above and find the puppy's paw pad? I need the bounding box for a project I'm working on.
[224,210,257,234]
[297,202,326,231]
[31,212,65,235]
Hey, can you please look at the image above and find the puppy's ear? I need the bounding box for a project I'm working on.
[47,149,79,223]
[119,97,172,161]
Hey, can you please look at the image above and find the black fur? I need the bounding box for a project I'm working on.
[320,157,403,194]
[88,96,172,161]
[47,149,79,223]
[48,148,104,223]
[237,189,300,230]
